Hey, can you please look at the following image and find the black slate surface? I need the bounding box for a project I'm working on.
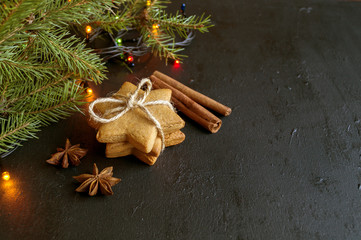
[1,0,361,239]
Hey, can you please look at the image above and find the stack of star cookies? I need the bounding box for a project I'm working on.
[91,81,185,165]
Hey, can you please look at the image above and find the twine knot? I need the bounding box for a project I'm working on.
[88,78,175,151]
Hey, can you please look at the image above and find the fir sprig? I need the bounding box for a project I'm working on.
[138,2,212,61]
[140,24,183,62]
[0,0,112,154]
[35,30,106,83]
[150,10,212,38]
[0,114,40,153]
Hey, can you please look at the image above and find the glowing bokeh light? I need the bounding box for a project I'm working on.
[2,172,10,181]
[85,25,92,34]
[86,88,93,94]
[127,56,134,62]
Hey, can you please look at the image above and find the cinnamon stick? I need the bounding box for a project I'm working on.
[153,71,232,116]
[150,75,222,133]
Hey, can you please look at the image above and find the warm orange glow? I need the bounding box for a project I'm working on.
[127,56,134,62]
[147,0,151,6]
[1,176,33,225]
[2,172,10,181]
[152,24,159,29]
[86,88,93,94]
[152,29,158,36]
[175,60,180,64]
[85,25,92,34]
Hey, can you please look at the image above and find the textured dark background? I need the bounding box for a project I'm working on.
[1,0,361,239]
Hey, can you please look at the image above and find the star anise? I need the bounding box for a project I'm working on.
[73,163,121,196]
[46,138,88,168]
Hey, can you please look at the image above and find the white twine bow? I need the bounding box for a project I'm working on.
[88,78,175,151]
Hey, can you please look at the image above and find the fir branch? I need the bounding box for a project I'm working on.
[27,98,75,115]
[148,10,212,38]
[2,75,83,113]
[0,26,24,45]
[0,59,55,85]
[1,82,9,102]
[0,0,40,44]
[0,122,30,142]
[0,0,24,26]
[5,73,72,106]
[0,114,40,153]
[88,4,133,33]
[126,0,143,17]
[35,30,106,83]
[39,0,116,26]
[23,81,86,125]
[16,33,37,61]
[0,76,85,152]
[147,0,170,10]
[141,24,184,61]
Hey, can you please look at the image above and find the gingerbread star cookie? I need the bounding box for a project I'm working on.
[105,130,185,165]
[105,130,186,157]
[95,82,185,153]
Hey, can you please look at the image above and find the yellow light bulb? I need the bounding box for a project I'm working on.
[152,24,159,29]
[87,88,93,94]
[85,25,92,34]
[147,0,151,6]
[2,172,10,181]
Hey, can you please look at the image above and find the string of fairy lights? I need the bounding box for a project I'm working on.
[92,30,194,65]
[85,3,190,67]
